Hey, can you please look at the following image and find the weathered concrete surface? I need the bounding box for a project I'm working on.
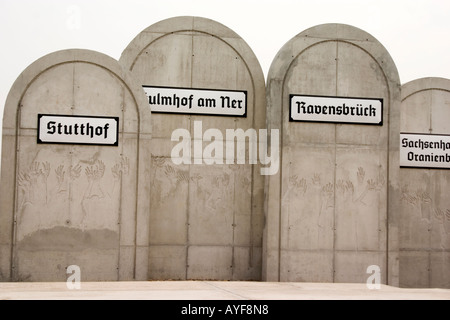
[264,24,401,285]
[120,16,266,281]
[399,77,450,288]
[0,281,448,300]
[0,49,152,282]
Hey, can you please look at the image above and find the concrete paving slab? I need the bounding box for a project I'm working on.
[0,281,449,300]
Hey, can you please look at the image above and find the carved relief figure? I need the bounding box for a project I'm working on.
[16,151,131,237]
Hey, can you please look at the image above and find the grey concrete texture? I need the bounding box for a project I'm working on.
[0,16,449,289]
[0,49,152,282]
[119,16,266,281]
[264,24,401,285]
[399,77,450,288]
[0,281,449,300]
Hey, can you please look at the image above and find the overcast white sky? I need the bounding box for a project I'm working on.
[0,0,449,155]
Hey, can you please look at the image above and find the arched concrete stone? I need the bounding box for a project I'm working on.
[0,49,152,281]
[120,16,266,280]
[264,24,401,284]
[399,77,450,288]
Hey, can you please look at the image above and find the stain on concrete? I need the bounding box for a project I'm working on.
[17,226,119,252]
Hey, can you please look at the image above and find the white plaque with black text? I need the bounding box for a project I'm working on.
[290,94,383,125]
[143,86,247,117]
[400,133,450,169]
[37,114,119,146]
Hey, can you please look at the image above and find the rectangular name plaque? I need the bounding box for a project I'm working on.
[290,94,383,125]
[37,114,119,146]
[400,133,450,169]
[143,86,247,117]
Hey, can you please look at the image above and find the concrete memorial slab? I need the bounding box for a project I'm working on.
[399,77,450,288]
[0,49,152,281]
[120,16,266,280]
[1,16,448,289]
[264,24,401,285]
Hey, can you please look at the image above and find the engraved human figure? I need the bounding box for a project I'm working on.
[84,160,105,199]
[16,161,52,238]
[41,162,50,204]
[55,165,66,193]
[434,208,450,248]
[111,156,130,197]
[55,164,82,193]
[152,155,189,202]
[18,161,51,207]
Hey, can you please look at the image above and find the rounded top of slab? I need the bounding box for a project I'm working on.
[119,16,264,78]
[119,16,266,132]
[267,23,400,85]
[134,16,242,38]
[401,77,450,101]
[3,49,149,131]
